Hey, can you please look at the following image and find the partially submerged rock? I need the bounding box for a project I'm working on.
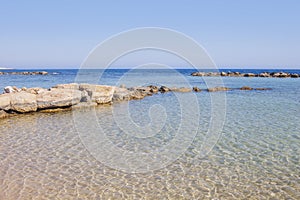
[191,71,300,78]
[207,87,230,92]
[0,83,274,119]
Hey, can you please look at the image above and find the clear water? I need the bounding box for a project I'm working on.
[0,69,299,199]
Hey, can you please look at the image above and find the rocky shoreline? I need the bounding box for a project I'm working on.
[0,83,271,119]
[191,71,300,78]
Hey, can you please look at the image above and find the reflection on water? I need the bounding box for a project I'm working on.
[0,85,299,199]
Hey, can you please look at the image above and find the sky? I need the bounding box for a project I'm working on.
[0,0,299,69]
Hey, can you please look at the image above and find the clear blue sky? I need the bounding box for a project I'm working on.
[0,0,299,69]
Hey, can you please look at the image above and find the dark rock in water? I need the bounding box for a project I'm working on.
[159,86,170,93]
[220,72,227,76]
[291,73,299,78]
[148,85,159,93]
[240,86,253,90]
[207,87,230,92]
[243,73,256,77]
[255,88,272,90]
[193,87,201,92]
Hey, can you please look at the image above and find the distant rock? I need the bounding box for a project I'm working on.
[291,74,299,78]
[170,87,192,92]
[207,87,230,92]
[240,86,253,90]
[159,86,170,93]
[243,73,256,77]
[193,87,201,92]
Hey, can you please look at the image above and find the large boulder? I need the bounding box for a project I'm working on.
[37,89,82,109]
[0,94,11,111]
[10,91,37,113]
[79,84,115,104]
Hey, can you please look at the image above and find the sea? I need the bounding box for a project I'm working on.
[0,68,299,199]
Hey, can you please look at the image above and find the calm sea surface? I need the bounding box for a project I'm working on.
[0,69,299,199]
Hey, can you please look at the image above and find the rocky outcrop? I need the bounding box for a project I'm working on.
[191,71,300,78]
[0,83,273,119]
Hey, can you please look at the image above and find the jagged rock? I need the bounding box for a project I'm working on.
[159,86,170,93]
[26,87,47,94]
[259,72,271,77]
[79,84,115,104]
[272,72,289,78]
[10,91,37,113]
[0,94,11,111]
[193,87,201,92]
[4,86,15,93]
[243,73,256,77]
[291,74,299,78]
[149,85,159,93]
[220,72,227,76]
[113,88,131,101]
[37,89,82,109]
[207,87,230,92]
[240,86,253,90]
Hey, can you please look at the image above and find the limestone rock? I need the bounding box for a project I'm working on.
[52,83,79,90]
[10,91,37,113]
[37,89,82,109]
[79,84,115,104]
[0,94,11,110]
[4,86,15,93]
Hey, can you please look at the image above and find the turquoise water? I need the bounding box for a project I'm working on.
[0,69,299,199]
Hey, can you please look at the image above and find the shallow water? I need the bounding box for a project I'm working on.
[0,69,300,199]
